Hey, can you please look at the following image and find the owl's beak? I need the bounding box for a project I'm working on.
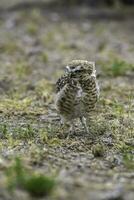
[65,66,71,72]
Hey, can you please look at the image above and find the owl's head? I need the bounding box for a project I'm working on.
[65,60,95,78]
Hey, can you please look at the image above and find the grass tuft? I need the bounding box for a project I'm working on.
[24,175,55,197]
[6,158,55,197]
[92,143,106,157]
[123,153,134,170]
[101,59,134,77]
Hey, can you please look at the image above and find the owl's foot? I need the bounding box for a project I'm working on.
[65,123,76,139]
[80,117,89,134]
[58,120,75,139]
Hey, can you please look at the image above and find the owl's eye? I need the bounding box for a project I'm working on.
[75,69,83,73]
[70,66,76,70]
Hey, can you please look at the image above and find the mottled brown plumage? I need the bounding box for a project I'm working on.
[55,60,99,135]
[56,73,70,93]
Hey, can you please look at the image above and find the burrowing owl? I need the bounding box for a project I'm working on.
[55,60,99,135]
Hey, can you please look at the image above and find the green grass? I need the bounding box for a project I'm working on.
[24,175,55,197]
[101,59,134,76]
[92,143,106,157]
[26,22,38,35]
[40,52,49,63]
[15,61,32,78]
[123,153,134,170]
[6,158,56,197]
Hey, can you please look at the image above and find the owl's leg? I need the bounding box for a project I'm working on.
[65,122,75,139]
[60,118,64,126]
[80,116,89,134]
[58,117,67,137]
[70,122,75,134]
[60,118,75,139]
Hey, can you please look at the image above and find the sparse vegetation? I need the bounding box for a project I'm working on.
[15,61,32,78]
[123,153,134,170]
[101,59,134,76]
[92,143,106,157]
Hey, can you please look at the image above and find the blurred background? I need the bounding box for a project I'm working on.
[0,0,133,79]
[0,0,134,8]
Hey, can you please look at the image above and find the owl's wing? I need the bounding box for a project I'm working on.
[56,73,70,93]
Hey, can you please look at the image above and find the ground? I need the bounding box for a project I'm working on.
[0,2,134,200]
